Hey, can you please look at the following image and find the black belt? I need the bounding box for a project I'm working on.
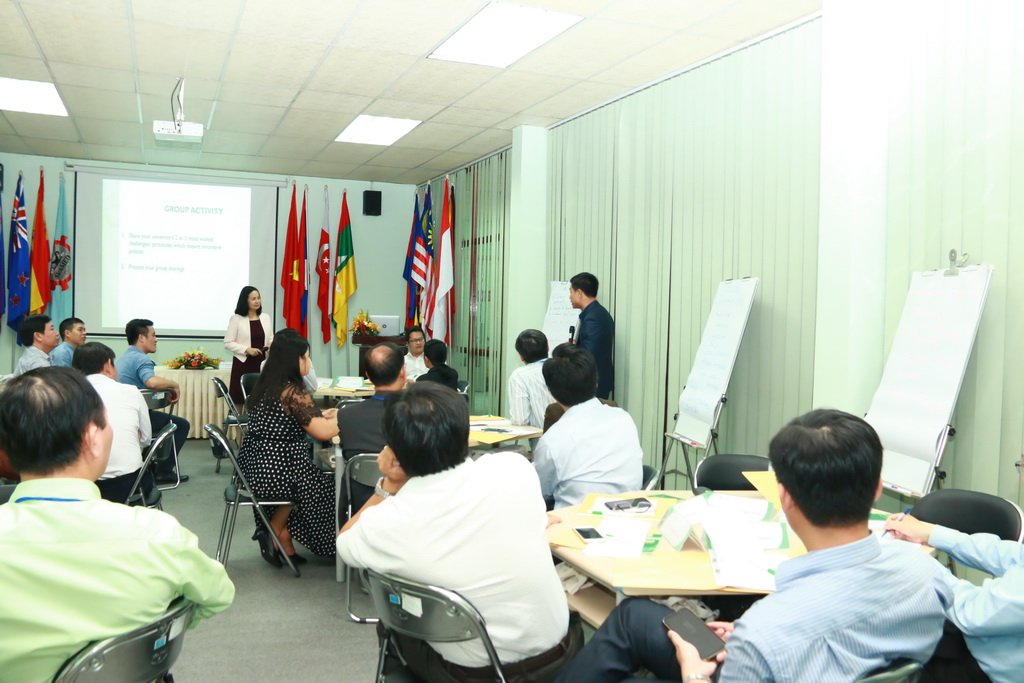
[440,624,577,682]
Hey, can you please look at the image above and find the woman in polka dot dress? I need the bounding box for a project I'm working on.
[238,331,340,565]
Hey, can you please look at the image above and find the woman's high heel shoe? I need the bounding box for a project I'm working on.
[254,527,282,568]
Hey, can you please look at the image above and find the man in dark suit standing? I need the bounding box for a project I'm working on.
[570,272,614,399]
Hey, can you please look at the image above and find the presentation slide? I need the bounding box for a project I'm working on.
[74,169,279,338]
[101,180,251,331]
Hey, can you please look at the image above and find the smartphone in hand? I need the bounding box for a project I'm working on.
[662,610,726,661]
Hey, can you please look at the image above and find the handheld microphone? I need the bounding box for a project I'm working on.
[569,325,575,342]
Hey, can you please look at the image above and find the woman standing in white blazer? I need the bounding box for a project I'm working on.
[224,286,273,405]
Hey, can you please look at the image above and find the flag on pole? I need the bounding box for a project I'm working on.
[402,195,424,328]
[49,173,72,322]
[332,191,358,347]
[425,178,455,344]
[7,172,31,338]
[0,183,5,324]
[417,186,435,330]
[280,182,304,334]
[298,186,309,337]
[315,186,332,344]
[29,169,51,315]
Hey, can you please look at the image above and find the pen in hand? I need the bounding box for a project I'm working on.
[880,507,912,537]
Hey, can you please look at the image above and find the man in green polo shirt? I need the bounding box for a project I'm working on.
[0,367,234,682]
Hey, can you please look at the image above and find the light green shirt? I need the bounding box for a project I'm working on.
[0,478,235,682]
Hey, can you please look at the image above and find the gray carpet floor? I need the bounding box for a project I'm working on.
[161,439,380,682]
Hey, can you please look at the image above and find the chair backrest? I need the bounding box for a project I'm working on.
[363,568,506,683]
[911,488,1024,542]
[203,424,258,495]
[693,453,769,491]
[210,377,240,419]
[139,389,173,412]
[0,484,17,505]
[856,658,923,683]
[240,373,260,402]
[125,422,177,504]
[344,454,382,518]
[456,380,469,394]
[641,464,660,490]
[51,600,197,683]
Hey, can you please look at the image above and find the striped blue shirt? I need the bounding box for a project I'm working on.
[721,534,952,682]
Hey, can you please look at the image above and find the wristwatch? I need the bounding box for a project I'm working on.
[374,477,393,499]
[682,675,711,682]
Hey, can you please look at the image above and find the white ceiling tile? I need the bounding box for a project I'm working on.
[22,5,131,70]
[512,19,671,80]
[18,0,128,15]
[522,81,625,119]
[0,3,41,58]
[225,37,326,88]
[369,147,442,169]
[390,168,438,185]
[276,109,356,140]
[259,137,330,160]
[238,0,360,43]
[5,112,80,141]
[61,86,139,123]
[307,48,417,98]
[430,107,509,128]
[364,99,444,121]
[300,160,360,178]
[315,143,383,165]
[210,101,285,135]
[347,164,406,182]
[0,134,34,155]
[142,149,201,166]
[218,82,299,108]
[397,122,484,152]
[592,33,737,87]
[137,73,219,99]
[200,130,269,155]
[418,150,484,171]
[691,0,820,42]
[291,90,372,115]
[50,63,136,92]
[134,23,233,79]
[0,115,16,135]
[195,152,269,173]
[132,0,244,30]
[77,119,143,147]
[384,60,499,106]
[494,114,562,130]
[83,144,145,163]
[24,137,86,158]
[140,93,212,127]
[338,0,483,55]
[455,71,577,113]
[0,56,52,81]
[596,0,743,30]
[244,156,308,175]
[451,128,513,155]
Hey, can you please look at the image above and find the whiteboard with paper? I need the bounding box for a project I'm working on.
[865,265,993,496]
[673,278,759,447]
[542,281,578,352]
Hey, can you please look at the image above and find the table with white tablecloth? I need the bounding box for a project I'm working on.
[154,366,231,439]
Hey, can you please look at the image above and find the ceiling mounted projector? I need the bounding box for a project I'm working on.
[153,120,204,143]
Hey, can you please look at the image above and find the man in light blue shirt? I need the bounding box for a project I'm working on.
[507,329,555,431]
[886,514,1021,682]
[12,314,59,376]
[556,409,952,683]
[532,343,642,509]
[49,317,86,367]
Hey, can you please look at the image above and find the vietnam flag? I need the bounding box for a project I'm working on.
[280,183,304,334]
[29,169,51,314]
[332,191,358,347]
[298,186,309,337]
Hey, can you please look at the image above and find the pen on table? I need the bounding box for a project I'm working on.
[880,507,912,537]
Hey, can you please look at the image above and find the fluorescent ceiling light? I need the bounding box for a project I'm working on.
[0,77,68,116]
[335,114,421,146]
[430,1,583,69]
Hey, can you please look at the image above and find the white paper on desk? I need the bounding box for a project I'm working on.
[705,493,774,523]
[582,518,648,558]
[598,517,650,540]
[333,376,366,390]
[660,499,709,550]
[470,419,511,428]
[703,519,788,552]
[473,425,536,436]
[709,548,784,592]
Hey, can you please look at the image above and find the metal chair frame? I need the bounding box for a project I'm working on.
[204,424,300,577]
[345,454,386,623]
[857,658,923,683]
[51,600,197,683]
[139,389,182,490]
[363,568,507,683]
[124,422,177,510]
[240,372,260,403]
[210,377,248,474]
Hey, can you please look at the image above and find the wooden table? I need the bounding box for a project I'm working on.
[153,366,231,439]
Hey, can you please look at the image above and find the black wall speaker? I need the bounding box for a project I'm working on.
[363,190,382,216]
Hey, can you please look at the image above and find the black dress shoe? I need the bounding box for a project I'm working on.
[286,553,308,566]
[155,473,189,484]
[254,528,282,568]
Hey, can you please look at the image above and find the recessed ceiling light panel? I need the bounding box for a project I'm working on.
[430,1,583,69]
[335,114,422,146]
[0,77,68,116]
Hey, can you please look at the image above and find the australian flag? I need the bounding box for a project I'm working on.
[7,173,31,339]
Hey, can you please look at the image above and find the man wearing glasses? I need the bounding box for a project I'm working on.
[403,325,428,381]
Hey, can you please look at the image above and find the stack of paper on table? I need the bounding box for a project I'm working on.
[332,376,370,391]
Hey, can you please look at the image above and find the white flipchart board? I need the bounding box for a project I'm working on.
[542,281,578,352]
[865,265,993,497]
[673,278,759,448]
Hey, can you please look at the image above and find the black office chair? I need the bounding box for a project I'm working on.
[856,658,922,682]
[641,464,661,490]
[52,600,197,682]
[240,372,260,403]
[0,484,16,505]
[210,377,247,474]
[139,389,182,490]
[344,454,385,624]
[693,453,769,491]
[911,488,1024,542]
[124,422,177,510]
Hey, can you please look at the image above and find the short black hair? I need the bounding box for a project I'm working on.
[0,367,107,475]
[366,342,404,386]
[570,272,599,298]
[404,325,425,340]
[515,329,548,363]
[125,318,154,346]
[768,409,883,528]
[423,339,448,366]
[71,341,116,376]
[18,314,51,347]
[543,342,597,406]
[382,382,468,477]
[234,286,262,316]
[59,317,84,341]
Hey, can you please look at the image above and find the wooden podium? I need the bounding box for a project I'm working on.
[352,335,407,377]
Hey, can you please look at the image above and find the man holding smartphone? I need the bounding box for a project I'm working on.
[555,409,952,682]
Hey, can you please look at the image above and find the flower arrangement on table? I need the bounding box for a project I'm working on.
[349,310,381,336]
[165,348,223,370]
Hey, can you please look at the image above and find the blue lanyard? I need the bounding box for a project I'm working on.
[14,496,82,503]
[370,395,386,402]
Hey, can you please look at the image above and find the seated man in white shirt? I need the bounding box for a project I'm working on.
[337,382,582,683]
[533,343,642,509]
[402,325,428,380]
[72,342,154,503]
[507,329,555,430]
